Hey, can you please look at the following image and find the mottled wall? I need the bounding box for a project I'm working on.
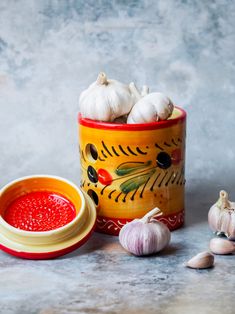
[0,0,235,199]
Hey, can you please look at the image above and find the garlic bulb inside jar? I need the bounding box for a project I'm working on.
[79,72,134,122]
[208,190,235,240]
[127,92,174,124]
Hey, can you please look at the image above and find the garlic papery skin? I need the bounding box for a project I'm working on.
[79,72,134,122]
[129,82,142,102]
[141,85,149,97]
[209,238,235,255]
[208,190,235,240]
[129,82,149,102]
[119,207,171,256]
[127,92,174,124]
[185,252,214,269]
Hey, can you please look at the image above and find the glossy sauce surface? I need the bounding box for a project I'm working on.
[4,191,76,231]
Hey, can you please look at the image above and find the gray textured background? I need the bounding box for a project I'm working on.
[0,1,235,313]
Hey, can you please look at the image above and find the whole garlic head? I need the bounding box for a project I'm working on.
[79,72,134,122]
[127,92,174,124]
[208,190,235,240]
[119,207,171,256]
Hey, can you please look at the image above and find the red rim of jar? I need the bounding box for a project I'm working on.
[78,106,186,131]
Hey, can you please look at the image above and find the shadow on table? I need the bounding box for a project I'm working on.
[59,232,120,259]
[61,234,183,260]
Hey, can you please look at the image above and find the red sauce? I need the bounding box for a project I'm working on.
[4,191,76,232]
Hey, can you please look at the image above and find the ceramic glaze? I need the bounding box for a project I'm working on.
[78,107,186,235]
[4,191,76,232]
[0,175,97,259]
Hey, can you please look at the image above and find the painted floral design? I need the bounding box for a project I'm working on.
[80,137,185,204]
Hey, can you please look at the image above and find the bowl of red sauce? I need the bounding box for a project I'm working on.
[0,175,96,259]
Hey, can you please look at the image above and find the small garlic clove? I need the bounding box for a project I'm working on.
[209,238,235,255]
[185,251,214,269]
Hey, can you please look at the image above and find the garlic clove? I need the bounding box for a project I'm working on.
[185,251,214,269]
[209,238,235,255]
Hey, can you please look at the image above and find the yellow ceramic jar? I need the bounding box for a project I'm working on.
[78,107,186,235]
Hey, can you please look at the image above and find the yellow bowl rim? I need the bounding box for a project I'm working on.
[0,175,86,237]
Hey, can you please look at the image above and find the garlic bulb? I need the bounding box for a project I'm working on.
[185,252,214,269]
[209,238,235,255]
[208,190,235,240]
[119,207,171,256]
[127,85,174,124]
[79,72,134,122]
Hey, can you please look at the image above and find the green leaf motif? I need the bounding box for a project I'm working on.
[115,160,152,176]
[120,169,156,194]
